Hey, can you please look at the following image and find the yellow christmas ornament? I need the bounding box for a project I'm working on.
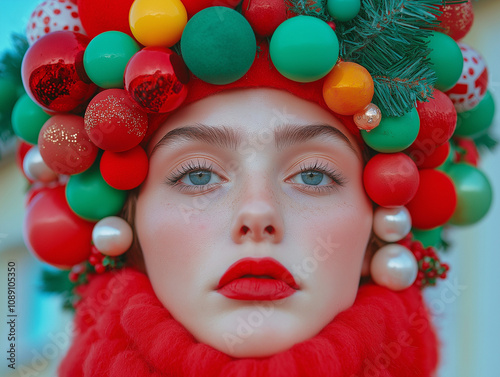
[129,0,188,47]
[322,61,374,115]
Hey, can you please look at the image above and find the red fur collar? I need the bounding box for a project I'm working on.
[59,268,438,377]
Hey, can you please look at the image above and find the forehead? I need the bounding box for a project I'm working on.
[148,88,361,154]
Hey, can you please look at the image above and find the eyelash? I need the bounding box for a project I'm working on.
[165,159,346,193]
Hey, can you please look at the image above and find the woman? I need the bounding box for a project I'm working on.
[16,0,492,375]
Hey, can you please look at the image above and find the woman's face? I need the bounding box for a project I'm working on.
[136,88,373,358]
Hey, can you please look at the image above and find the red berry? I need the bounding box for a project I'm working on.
[69,272,79,282]
[94,263,106,274]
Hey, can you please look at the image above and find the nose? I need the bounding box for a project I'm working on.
[231,194,284,244]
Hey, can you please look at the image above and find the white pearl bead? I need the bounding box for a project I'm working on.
[23,146,58,183]
[92,216,133,256]
[373,206,412,242]
[370,244,418,291]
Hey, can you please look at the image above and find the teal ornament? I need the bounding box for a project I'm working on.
[411,227,444,249]
[446,163,493,225]
[455,90,495,138]
[180,7,256,85]
[66,163,128,221]
[361,107,420,153]
[427,31,463,92]
[327,0,361,22]
[270,16,339,82]
[83,31,141,88]
[12,94,51,144]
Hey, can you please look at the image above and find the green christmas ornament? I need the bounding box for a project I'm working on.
[412,227,444,249]
[427,31,463,92]
[327,0,361,22]
[361,107,420,152]
[180,7,256,85]
[270,16,339,82]
[11,94,51,144]
[83,31,141,89]
[66,163,128,221]
[455,90,495,138]
[446,163,492,225]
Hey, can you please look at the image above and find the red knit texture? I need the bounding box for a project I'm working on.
[59,268,439,377]
[143,42,361,145]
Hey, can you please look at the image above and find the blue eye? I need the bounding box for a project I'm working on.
[299,171,325,186]
[187,170,213,185]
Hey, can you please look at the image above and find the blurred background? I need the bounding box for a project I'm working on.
[0,0,499,376]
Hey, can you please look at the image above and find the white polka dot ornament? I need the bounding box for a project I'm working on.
[26,0,86,46]
[445,43,488,113]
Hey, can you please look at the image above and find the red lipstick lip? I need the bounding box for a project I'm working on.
[216,257,299,300]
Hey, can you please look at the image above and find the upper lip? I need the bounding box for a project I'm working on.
[217,257,299,289]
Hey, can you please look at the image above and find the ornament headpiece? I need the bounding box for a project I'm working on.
[6,0,495,294]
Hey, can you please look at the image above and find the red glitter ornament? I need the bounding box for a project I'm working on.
[410,89,456,158]
[435,0,474,41]
[182,0,241,18]
[100,146,149,190]
[363,153,420,207]
[24,185,95,268]
[124,47,190,113]
[84,89,148,152]
[242,0,289,37]
[77,0,135,39]
[406,169,457,230]
[26,0,85,45]
[38,114,99,175]
[21,31,97,113]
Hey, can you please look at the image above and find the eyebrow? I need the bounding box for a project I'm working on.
[150,123,356,156]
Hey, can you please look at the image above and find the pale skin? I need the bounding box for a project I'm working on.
[135,88,373,358]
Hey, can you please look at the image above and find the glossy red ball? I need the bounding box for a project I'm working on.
[182,0,241,18]
[77,0,135,38]
[24,185,95,268]
[408,141,451,169]
[242,0,289,37]
[406,169,457,230]
[363,153,420,207]
[124,47,190,113]
[84,89,148,152]
[21,31,97,113]
[100,146,149,190]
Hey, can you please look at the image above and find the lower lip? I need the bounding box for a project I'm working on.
[217,277,296,300]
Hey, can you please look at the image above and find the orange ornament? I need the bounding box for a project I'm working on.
[322,61,374,115]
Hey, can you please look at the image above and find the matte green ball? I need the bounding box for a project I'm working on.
[455,90,495,138]
[12,94,51,144]
[66,163,128,221]
[446,163,492,225]
[361,107,420,152]
[327,0,361,22]
[180,7,256,85]
[0,78,19,114]
[84,31,141,88]
[270,16,339,82]
[412,227,444,249]
[427,31,463,92]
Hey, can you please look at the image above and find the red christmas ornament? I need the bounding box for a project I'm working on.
[406,169,457,230]
[446,43,488,113]
[242,0,289,37]
[38,114,99,175]
[77,0,135,39]
[100,146,149,190]
[454,137,480,166]
[435,0,474,41]
[412,89,456,155]
[363,153,420,207]
[84,89,148,152]
[408,141,451,169]
[21,31,97,113]
[26,0,85,46]
[124,47,190,113]
[182,0,241,18]
[24,185,95,268]
[16,141,35,184]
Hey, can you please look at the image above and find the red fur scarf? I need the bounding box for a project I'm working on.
[59,268,438,377]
